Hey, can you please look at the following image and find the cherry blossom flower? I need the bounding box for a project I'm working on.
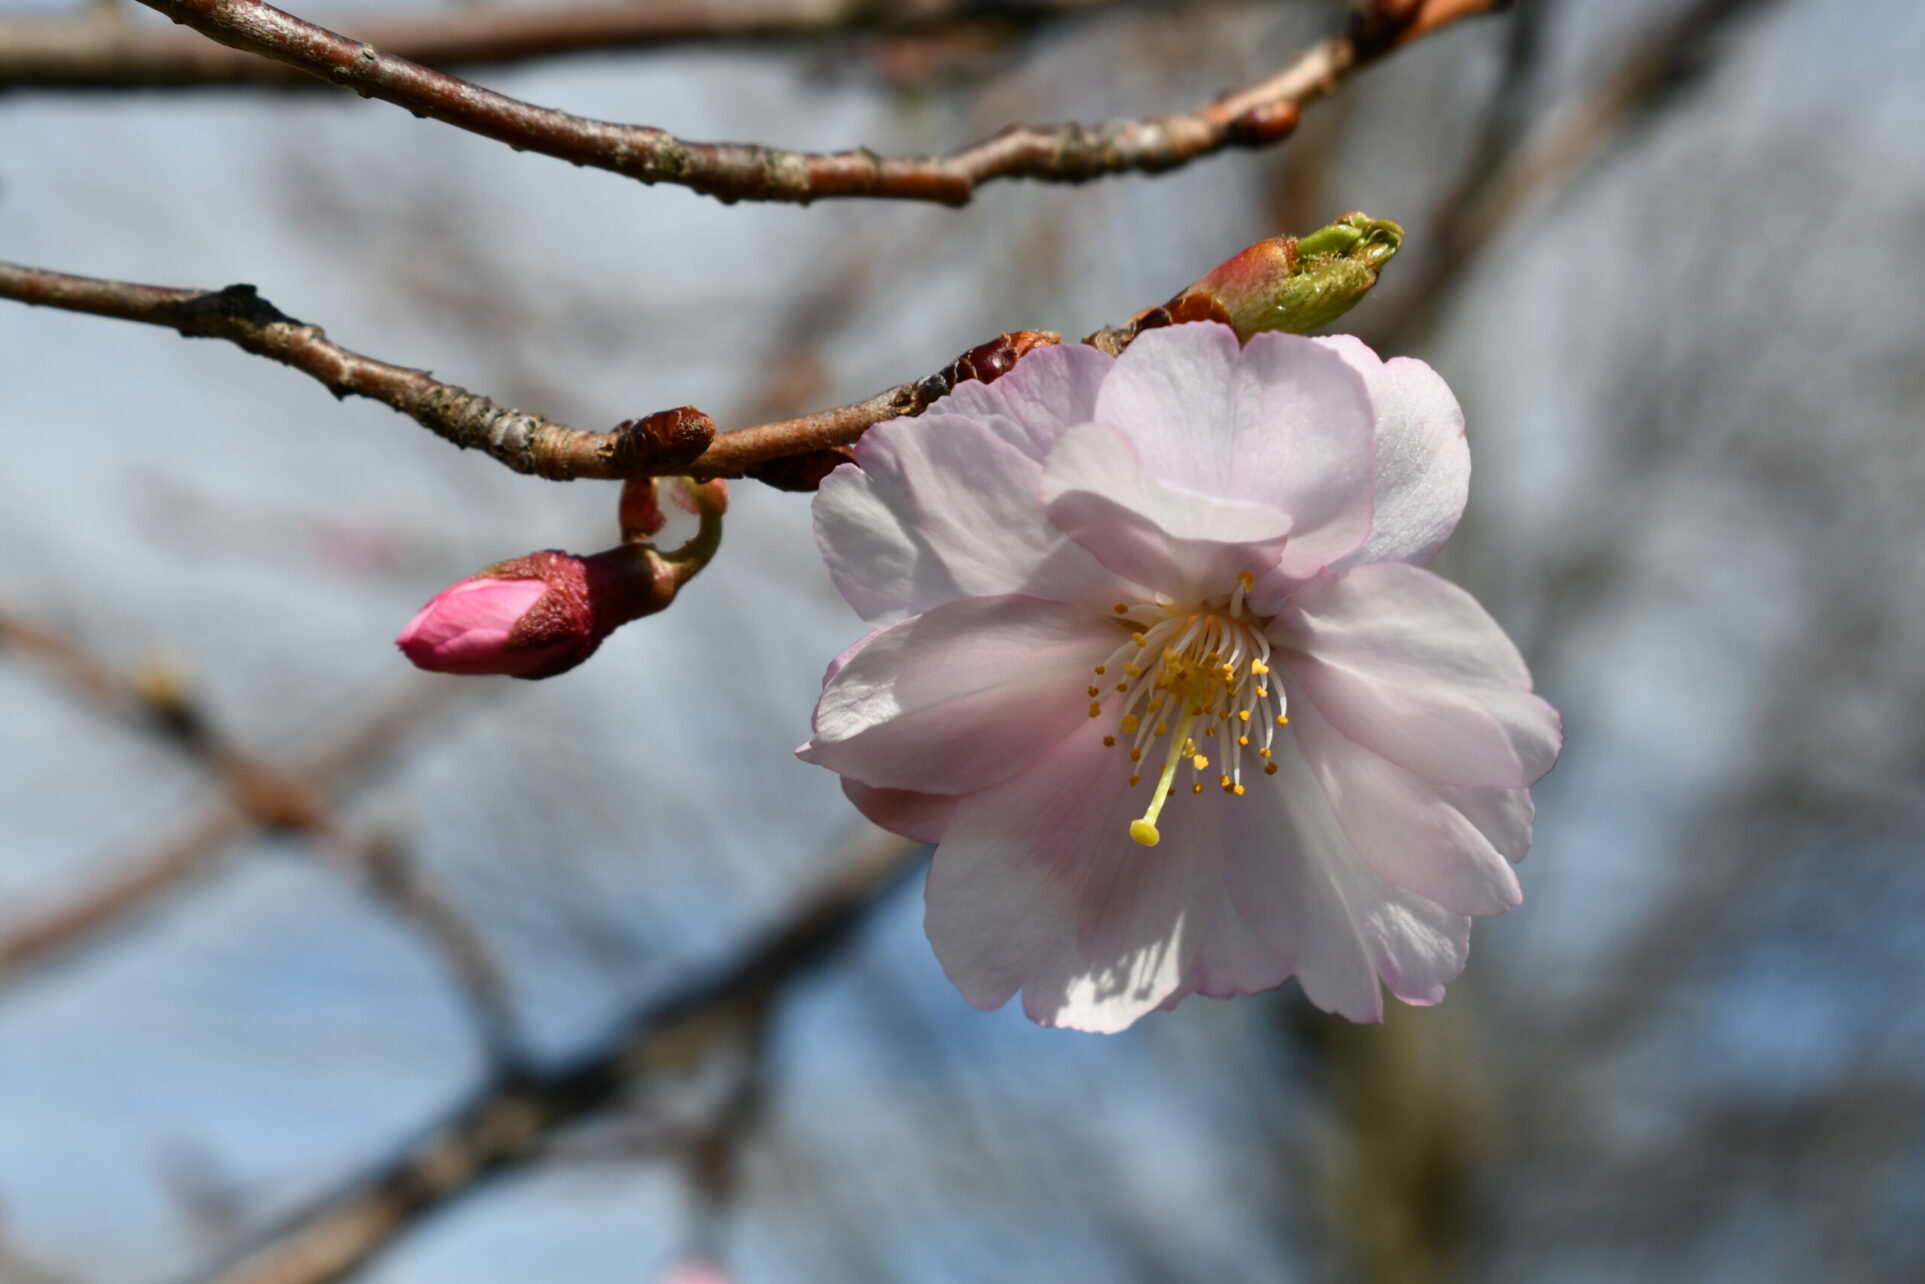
[799,322,1560,1032]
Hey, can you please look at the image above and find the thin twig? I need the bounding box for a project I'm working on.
[0,263,710,481]
[1,0,1151,91]
[1361,0,1785,349]
[0,256,1058,486]
[0,613,516,1058]
[176,828,921,1284]
[0,659,492,1025]
[127,0,1494,206]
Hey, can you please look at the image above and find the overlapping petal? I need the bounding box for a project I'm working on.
[1272,562,1561,789]
[814,343,1135,627]
[842,779,957,844]
[924,721,1226,1032]
[1224,737,1472,1021]
[800,594,1118,796]
[1092,325,1377,592]
[1314,335,1470,570]
[1287,688,1523,916]
[1040,422,1292,602]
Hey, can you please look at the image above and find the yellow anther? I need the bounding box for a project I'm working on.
[1276,714,1290,725]
[1192,783,1204,794]
[1219,774,1232,789]
[1237,571,1255,590]
[1123,662,1143,677]
[1183,738,1197,755]
[1129,819,1159,846]
[1238,709,1252,723]
[1232,784,1246,796]
[1258,747,1272,759]
[1264,762,1279,775]
[1132,633,1147,646]
[1130,748,1143,763]
[1128,774,1142,787]
[1087,685,1100,697]
[1116,683,1128,693]
[1204,726,1216,738]
[1121,714,1140,734]
[1087,702,1102,717]
[1102,735,1116,747]
[1094,664,1106,675]
[1251,660,1269,675]
[1114,603,1130,614]
[1192,754,1209,771]
[1154,723,1168,737]
[1256,687,1269,698]
[1238,735,1250,747]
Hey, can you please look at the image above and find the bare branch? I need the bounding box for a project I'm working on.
[125,0,1494,206]
[1361,0,1788,349]
[179,828,920,1284]
[0,257,1072,486]
[0,668,477,988]
[0,262,711,481]
[2,0,1151,91]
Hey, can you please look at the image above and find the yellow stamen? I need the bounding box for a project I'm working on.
[1087,702,1102,718]
[1102,735,1116,747]
[1094,664,1107,675]
[1114,603,1130,614]
[1264,762,1279,775]
[1129,700,1201,847]
[1121,715,1140,734]
[1087,685,1100,697]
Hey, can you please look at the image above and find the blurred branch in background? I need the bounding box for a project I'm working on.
[0,615,517,1062]
[1361,0,1788,349]
[124,0,1495,205]
[182,828,920,1284]
[0,0,1186,91]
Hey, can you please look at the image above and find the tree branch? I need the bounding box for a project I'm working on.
[0,668,480,993]
[125,0,1494,205]
[177,828,921,1284]
[0,262,712,481]
[2,0,1151,91]
[0,256,1067,486]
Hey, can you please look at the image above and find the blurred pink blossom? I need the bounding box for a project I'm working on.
[800,323,1561,1032]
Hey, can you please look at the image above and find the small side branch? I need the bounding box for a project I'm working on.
[127,0,1494,206]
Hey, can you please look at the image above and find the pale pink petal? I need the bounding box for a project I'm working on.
[924,723,1225,1033]
[1225,735,1473,1019]
[1092,324,1376,592]
[1288,690,1524,916]
[799,595,1118,795]
[1315,336,1470,570]
[841,778,956,844]
[815,412,1138,627]
[933,340,1115,458]
[1437,782,1535,864]
[1272,563,1562,789]
[1040,422,1291,601]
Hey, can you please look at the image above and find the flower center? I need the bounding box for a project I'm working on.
[1084,572,1289,848]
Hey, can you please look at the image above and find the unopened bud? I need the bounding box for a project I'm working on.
[397,545,680,680]
[1091,213,1403,352]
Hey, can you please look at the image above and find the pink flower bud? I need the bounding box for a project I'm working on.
[397,550,608,680]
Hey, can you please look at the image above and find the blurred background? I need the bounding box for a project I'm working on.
[3,0,1924,1280]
